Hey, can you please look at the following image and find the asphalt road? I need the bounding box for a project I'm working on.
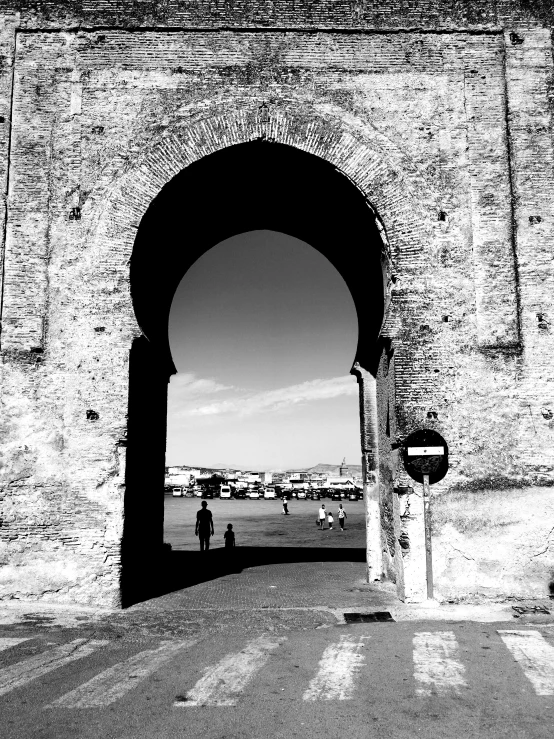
[1,620,554,738]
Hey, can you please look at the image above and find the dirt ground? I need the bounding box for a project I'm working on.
[163,496,366,551]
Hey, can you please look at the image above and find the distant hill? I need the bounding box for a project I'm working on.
[290,463,363,476]
[168,462,362,476]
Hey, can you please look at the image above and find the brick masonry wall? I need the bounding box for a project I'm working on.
[0,1,552,31]
[0,9,552,603]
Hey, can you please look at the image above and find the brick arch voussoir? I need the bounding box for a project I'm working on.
[116,110,427,260]
[100,106,432,340]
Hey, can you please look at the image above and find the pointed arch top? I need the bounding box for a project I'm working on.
[92,101,433,352]
[99,101,432,268]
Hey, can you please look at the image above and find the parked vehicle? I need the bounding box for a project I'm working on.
[202,489,214,499]
[172,487,183,497]
[220,485,232,499]
[310,491,321,500]
[331,490,342,501]
[348,491,358,501]
[296,490,307,500]
[184,488,195,498]
[235,489,247,499]
[248,490,260,500]
[264,488,276,500]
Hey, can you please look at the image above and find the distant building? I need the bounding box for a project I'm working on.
[289,476,309,490]
[165,467,200,487]
[326,477,355,489]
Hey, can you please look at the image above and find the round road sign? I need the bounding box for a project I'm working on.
[403,429,448,484]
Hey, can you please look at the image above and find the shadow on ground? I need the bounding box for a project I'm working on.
[123,546,365,607]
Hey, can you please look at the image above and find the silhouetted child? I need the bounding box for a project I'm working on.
[224,523,235,548]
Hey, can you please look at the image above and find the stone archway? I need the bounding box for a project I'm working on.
[109,104,431,605]
[72,103,434,606]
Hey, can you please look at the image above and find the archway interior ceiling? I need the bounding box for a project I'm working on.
[131,141,385,374]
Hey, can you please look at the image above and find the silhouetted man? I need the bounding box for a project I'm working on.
[195,500,214,551]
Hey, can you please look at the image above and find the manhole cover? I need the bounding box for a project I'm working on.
[344,612,395,623]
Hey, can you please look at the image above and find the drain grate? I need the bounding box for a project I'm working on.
[344,612,395,623]
[512,605,550,616]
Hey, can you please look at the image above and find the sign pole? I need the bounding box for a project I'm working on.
[423,473,433,599]
[403,430,447,602]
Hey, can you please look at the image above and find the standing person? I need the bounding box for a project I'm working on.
[195,500,214,551]
[327,510,334,530]
[282,498,289,515]
[318,504,326,529]
[224,523,235,548]
[337,504,347,532]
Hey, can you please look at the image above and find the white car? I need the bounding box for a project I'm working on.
[220,485,232,499]
[264,488,276,500]
[248,490,260,500]
[172,487,183,497]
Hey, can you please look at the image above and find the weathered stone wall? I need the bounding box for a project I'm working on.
[0,2,553,604]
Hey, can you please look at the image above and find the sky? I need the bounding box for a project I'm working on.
[166,230,361,470]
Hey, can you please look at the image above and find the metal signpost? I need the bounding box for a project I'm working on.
[403,430,448,600]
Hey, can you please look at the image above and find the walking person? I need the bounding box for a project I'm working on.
[195,500,214,551]
[327,510,334,530]
[224,523,235,548]
[338,503,347,531]
[282,499,289,515]
[318,504,326,529]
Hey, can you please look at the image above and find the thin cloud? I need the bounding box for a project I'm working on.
[169,372,234,400]
[177,375,358,418]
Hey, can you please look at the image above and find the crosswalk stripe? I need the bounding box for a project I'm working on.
[0,638,30,652]
[0,639,108,698]
[498,630,554,696]
[413,631,467,697]
[47,639,197,708]
[175,634,286,707]
[303,634,367,701]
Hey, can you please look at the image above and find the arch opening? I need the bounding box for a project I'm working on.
[124,141,390,605]
[165,229,361,472]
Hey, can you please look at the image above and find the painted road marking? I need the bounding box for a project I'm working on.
[47,639,197,708]
[175,634,286,707]
[0,638,30,653]
[498,630,554,696]
[413,631,467,697]
[303,635,367,701]
[0,639,108,698]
